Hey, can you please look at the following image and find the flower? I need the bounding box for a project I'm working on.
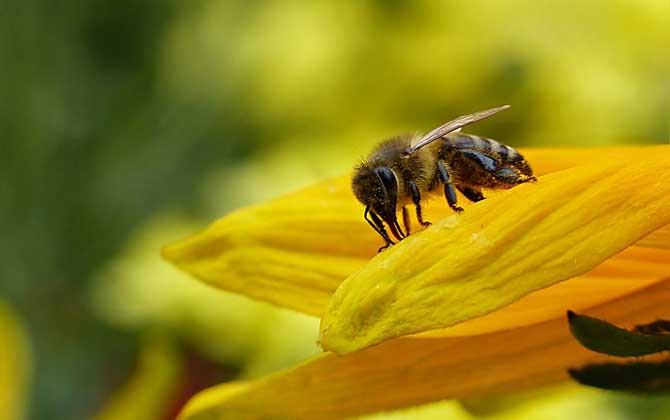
[163,146,670,420]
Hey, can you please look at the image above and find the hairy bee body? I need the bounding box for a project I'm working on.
[360,135,441,207]
[352,108,535,251]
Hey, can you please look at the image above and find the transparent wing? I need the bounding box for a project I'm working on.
[403,105,510,156]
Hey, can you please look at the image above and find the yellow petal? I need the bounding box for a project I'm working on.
[519,146,670,177]
[91,334,181,420]
[0,302,31,420]
[162,175,369,317]
[163,146,669,317]
[179,278,670,420]
[178,382,250,420]
[320,153,670,353]
[637,224,670,249]
[408,245,670,338]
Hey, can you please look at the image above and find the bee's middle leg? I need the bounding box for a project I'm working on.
[408,180,431,227]
[437,161,464,213]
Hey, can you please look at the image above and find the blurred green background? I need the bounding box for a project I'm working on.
[0,1,668,419]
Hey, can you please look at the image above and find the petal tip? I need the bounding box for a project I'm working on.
[160,224,232,267]
[160,242,178,263]
[318,319,356,354]
[160,237,193,265]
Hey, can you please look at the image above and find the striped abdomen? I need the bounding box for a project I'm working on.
[443,132,532,175]
[444,133,521,162]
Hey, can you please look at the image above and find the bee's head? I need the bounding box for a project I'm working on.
[352,163,400,225]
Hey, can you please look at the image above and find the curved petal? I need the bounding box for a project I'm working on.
[0,302,31,420]
[163,146,669,316]
[161,175,369,316]
[91,335,182,420]
[178,382,250,420]
[320,154,670,353]
[416,243,670,337]
[179,278,670,420]
[637,225,670,249]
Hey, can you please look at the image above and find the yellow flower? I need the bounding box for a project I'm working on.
[163,146,670,420]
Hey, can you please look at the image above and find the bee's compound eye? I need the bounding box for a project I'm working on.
[373,167,399,215]
[374,167,398,195]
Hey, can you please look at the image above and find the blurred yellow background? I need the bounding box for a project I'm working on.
[0,0,667,419]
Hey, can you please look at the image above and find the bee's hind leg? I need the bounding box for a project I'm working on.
[437,161,464,213]
[457,186,485,203]
[408,180,431,227]
[494,167,534,185]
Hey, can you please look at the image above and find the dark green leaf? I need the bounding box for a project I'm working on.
[567,311,670,357]
[632,320,670,336]
[569,361,670,393]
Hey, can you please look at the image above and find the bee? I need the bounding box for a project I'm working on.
[352,105,536,252]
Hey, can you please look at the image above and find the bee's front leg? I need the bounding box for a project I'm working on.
[377,242,392,253]
[364,206,395,252]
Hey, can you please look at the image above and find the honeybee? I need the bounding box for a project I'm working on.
[352,105,535,252]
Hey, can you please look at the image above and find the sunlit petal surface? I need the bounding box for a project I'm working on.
[321,152,670,352]
[163,146,670,318]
